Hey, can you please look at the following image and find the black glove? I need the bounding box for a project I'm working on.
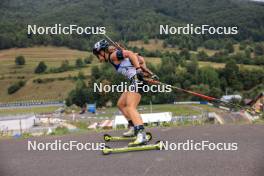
[151,74,159,81]
[136,67,144,81]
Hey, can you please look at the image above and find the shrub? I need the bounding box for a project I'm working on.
[77,71,85,80]
[35,61,47,73]
[75,58,84,67]
[254,43,264,56]
[84,55,93,64]
[72,121,88,130]
[50,126,69,135]
[33,78,43,84]
[15,55,25,65]
[7,81,26,94]
[22,132,33,138]
[60,60,70,71]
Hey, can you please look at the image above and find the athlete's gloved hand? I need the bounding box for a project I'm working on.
[151,74,159,81]
[136,67,144,81]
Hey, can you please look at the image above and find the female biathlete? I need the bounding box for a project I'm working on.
[92,39,158,146]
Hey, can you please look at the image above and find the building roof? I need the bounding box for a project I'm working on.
[246,92,264,106]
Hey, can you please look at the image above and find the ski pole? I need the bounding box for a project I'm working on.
[103,34,260,115]
[145,78,217,101]
[144,78,260,114]
[103,33,123,50]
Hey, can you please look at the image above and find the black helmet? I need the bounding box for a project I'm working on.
[92,39,109,55]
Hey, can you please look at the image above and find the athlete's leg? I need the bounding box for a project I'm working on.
[125,92,148,146]
[125,92,143,126]
[117,92,130,119]
[117,91,135,136]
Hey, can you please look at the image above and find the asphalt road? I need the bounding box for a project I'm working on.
[0,124,263,176]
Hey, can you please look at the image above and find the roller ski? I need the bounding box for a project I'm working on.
[127,129,149,147]
[102,141,164,155]
[104,124,152,142]
[103,132,152,142]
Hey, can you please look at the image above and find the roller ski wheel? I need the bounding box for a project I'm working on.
[102,145,112,155]
[146,132,152,141]
[103,134,111,142]
[155,141,164,150]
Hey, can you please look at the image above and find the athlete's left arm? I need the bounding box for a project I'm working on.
[136,55,154,77]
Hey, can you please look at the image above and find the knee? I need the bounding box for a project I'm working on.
[125,105,135,112]
[117,100,126,110]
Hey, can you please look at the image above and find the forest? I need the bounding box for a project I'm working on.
[0,0,264,50]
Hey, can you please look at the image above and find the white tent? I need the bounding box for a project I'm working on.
[113,112,172,128]
[220,95,242,102]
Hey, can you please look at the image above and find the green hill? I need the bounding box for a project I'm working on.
[0,46,90,102]
[0,0,264,50]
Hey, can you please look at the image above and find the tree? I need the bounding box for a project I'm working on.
[76,58,84,67]
[84,55,93,64]
[143,36,149,44]
[60,60,70,71]
[223,60,242,91]
[225,42,234,53]
[91,66,101,80]
[197,66,220,88]
[66,79,91,107]
[7,81,25,94]
[254,44,264,56]
[35,61,47,73]
[77,71,85,80]
[15,55,25,65]
[179,48,190,59]
[209,87,222,98]
[245,47,251,58]
[224,59,239,75]
[186,58,198,74]
[189,84,210,101]
[197,50,208,61]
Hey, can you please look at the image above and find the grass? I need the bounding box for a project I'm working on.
[50,126,69,135]
[0,106,61,115]
[0,46,89,60]
[142,104,201,116]
[95,104,217,118]
[0,46,92,102]
[71,121,88,130]
[0,103,217,117]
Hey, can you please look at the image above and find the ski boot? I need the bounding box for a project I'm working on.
[123,126,135,137]
[128,125,148,147]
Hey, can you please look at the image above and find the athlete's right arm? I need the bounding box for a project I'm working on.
[122,50,141,69]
